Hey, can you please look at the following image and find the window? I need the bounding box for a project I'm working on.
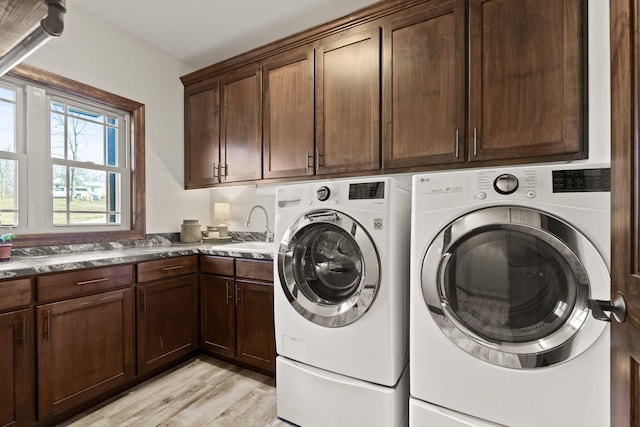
[0,85,20,227]
[49,98,127,226]
[0,65,145,247]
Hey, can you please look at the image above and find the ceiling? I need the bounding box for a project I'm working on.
[76,0,379,70]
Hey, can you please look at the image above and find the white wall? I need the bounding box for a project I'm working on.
[211,0,612,229]
[586,0,611,164]
[24,4,211,234]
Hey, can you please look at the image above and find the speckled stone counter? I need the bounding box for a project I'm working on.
[0,232,274,280]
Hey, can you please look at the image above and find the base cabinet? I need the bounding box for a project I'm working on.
[201,274,235,358]
[136,276,199,374]
[36,288,135,419]
[0,278,34,427]
[200,256,275,375]
[136,256,199,374]
[0,308,34,427]
[2,253,274,425]
[235,279,275,373]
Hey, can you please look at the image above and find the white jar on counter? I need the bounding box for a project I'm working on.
[180,219,202,243]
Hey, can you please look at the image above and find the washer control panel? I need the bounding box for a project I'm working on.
[473,169,537,200]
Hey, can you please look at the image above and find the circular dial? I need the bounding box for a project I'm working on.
[317,186,331,201]
[493,174,519,195]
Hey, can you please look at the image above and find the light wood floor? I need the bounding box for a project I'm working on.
[58,356,291,427]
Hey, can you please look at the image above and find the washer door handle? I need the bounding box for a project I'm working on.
[588,292,626,323]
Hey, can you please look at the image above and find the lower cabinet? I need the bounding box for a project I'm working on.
[136,275,199,374]
[0,308,35,427]
[200,256,275,375]
[136,256,199,374]
[200,274,235,358]
[235,279,275,373]
[0,278,34,427]
[36,288,135,419]
[1,253,273,425]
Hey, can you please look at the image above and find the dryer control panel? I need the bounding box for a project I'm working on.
[473,169,537,201]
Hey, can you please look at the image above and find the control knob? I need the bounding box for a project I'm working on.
[494,174,519,195]
[317,186,331,201]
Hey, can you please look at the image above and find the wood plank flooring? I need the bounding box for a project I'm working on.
[58,356,291,427]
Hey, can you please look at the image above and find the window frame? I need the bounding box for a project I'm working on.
[7,64,145,247]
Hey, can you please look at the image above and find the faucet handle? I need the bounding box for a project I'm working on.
[265,229,274,243]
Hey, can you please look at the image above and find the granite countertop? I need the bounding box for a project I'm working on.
[0,233,275,280]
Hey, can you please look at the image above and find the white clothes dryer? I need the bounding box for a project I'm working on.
[275,177,410,427]
[410,163,611,427]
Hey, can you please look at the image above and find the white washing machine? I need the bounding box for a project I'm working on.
[274,176,410,427]
[410,163,611,427]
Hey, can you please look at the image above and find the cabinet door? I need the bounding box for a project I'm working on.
[382,0,466,169]
[316,28,381,175]
[263,48,315,179]
[137,275,199,374]
[468,0,583,162]
[220,66,262,183]
[185,80,221,188]
[200,275,235,358]
[235,280,275,374]
[0,309,34,427]
[37,289,134,419]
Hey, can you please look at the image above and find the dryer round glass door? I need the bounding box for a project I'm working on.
[278,209,380,327]
[421,206,609,368]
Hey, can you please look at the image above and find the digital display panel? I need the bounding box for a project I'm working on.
[349,182,385,200]
[552,168,610,193]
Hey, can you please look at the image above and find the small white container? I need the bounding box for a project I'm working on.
[180,219,202,243]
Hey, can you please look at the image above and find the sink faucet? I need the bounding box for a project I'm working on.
[245,205,273,242]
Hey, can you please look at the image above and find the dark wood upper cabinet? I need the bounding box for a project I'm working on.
[181,0,586,187]
[316,28,381,175]
[263,48,315,179]
[382,0,466,169]
[185,81,220,188]
[220,66,263,183]
[185,66,263,188]
[468,0,584,162]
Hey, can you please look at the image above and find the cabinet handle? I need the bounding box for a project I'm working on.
[143,289,147,314]
[473,128,478,157]
[162,265,184,272]
[235,286,240,306]
[18,315,25,348]
[213,163,219,182]
[220,164,228,181]
[455,129,460,158]
[225,282,231,304]
[316,149,323,167]
[44,310,51,341]
[76,277,109,286]
[306,150,314,173]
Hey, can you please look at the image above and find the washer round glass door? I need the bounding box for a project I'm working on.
[421,206,608,368]
[278,209,380,327]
